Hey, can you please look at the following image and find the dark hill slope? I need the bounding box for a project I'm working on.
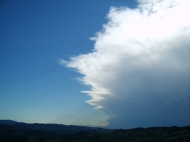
[0,120,189,142]
[0,120,104,135]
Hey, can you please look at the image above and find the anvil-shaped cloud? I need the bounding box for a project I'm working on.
[60,0,190,128]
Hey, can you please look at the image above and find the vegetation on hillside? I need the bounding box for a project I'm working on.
[0,120,189,142]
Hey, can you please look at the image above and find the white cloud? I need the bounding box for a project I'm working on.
[61,0,190,128]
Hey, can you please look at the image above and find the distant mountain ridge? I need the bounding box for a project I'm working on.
[0,120,19,125]
[0,119,106,135]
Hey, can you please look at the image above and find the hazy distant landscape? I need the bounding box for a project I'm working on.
[0,120,189,142]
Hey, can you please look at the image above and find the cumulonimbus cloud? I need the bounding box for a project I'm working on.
[60,0,190,128]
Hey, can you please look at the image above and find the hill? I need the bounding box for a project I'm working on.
[0,120,189,142]
[0,120,105,135]
[0,120,19,125]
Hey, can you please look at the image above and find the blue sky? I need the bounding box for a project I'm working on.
[1,0,190,129]
[0,0,136,126]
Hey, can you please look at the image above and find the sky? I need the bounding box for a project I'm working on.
[0,0,189,129]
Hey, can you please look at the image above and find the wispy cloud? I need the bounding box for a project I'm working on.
[60,0,190,128]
